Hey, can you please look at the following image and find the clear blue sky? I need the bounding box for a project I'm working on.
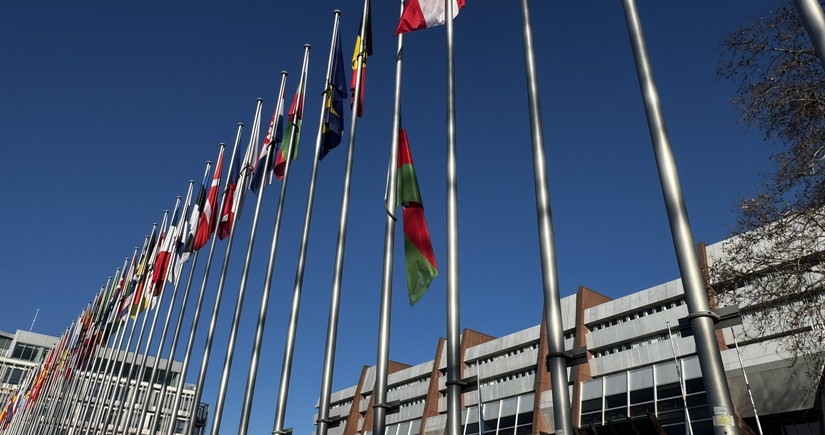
[0,1,782,433]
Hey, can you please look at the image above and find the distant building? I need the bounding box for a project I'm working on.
[318,237,823,435]
[0,328,208,434]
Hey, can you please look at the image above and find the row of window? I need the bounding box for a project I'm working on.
[591,329,682,358]
[387,376,429,393]
[483,369,536,387]
[589,299,686,331]
[468,343,540,369]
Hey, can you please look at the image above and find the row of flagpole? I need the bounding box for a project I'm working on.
[12,0,816,432]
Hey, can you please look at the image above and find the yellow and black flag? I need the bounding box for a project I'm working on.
[351,0,372,117]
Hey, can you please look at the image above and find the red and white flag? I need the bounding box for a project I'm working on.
[395,0,465,35]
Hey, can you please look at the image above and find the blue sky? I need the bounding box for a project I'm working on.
[0,1,783,433]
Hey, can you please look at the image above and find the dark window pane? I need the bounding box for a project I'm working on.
[483,419,497,431]
[657,383,682,399]
[499,414,516,429]
[580,412,601,426]
[516,410,533,426]
[657,398,684,413]
[604,408,627,421]
[630,403,656,417]
[581,398,602,413]
[664,423,687,435]
[686,393,708,408]
[515,424,533,435]
[605,393,627,408]
[658,410,685,426]
[630,387,654,404]
[687,405,711,420]
[684,378,705,394]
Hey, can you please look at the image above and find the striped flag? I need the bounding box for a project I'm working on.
[397,119,438,305]
[395,0,466,35]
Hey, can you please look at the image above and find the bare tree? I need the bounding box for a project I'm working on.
[713,0,825,382]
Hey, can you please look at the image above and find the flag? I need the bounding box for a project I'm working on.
[218,145,240,240]
[182,170,208,257]
[194,150,223,250]
[169,182,194,285]
[319,27,347,160]
[395,0,466,35]
[397,121,438,305]
[351,0,372,117]
[274,77,307,179]
[151,208,178,296]
[250,99,284,194]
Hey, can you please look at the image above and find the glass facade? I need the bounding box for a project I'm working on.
[579,361,713,435]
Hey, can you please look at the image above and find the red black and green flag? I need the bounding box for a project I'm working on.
[397,120,437,305]
[274,71,307,179]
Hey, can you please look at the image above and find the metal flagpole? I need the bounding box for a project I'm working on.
[185,134,252,435]
[444,0,462,433]
[373,0,403,433]
[518,0,574,433]
[109,212,171,435]
[136,183,195,432]
[207,97,267,435]
[24,326,71,434]
[30,320,75,435]
[74,253,141,435]
[237,69,292,435]
[166,145,235,435]
[264,44,310,433]
[666,322,693,435]
[84,275,135,435]
[95,246,156,434]
[477,375,485,435]
[794,0,825,70]
[316,5,366,433]
[157,159,212,435]
[52,261,127,434]
[271,16,339,433]
[85,232,155,435]
[621,2,739,433]
[731,328,764,435]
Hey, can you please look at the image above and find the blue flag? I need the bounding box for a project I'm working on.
[319,27,347,160]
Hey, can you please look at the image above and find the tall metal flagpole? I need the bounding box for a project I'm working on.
[794,0,825,70]
[166,145,234,435]
[444,0,462,433]
[107,215,169,435]
[263,48,309,434]
[80,231,154,435]
[621,2,739,434]
[207,97,267,435]
[373,0,404,433]
[667,322,693,435]
[156,164,215,435]
[186,135,251,435]
[270,17,338,433]
[731,328,764,435]
[120,205,179,434]
[519,1,574,433]
[316,5,366,433]
[237,70,290,435]
[52,259,128,434]
[136,182,195,431]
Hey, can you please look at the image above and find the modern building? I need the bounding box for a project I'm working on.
[0,328,208,434]
[318,238,824,434]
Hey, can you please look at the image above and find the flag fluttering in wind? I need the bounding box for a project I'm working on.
[183,164,211,258]
[194,150,223,250]
[395,0,466,35]
[397,121,438,305]
[351,0,372,117]
[250,99,284,194]
[319,27,347,160]
[218,144,240,240]
[275,76,307,179]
